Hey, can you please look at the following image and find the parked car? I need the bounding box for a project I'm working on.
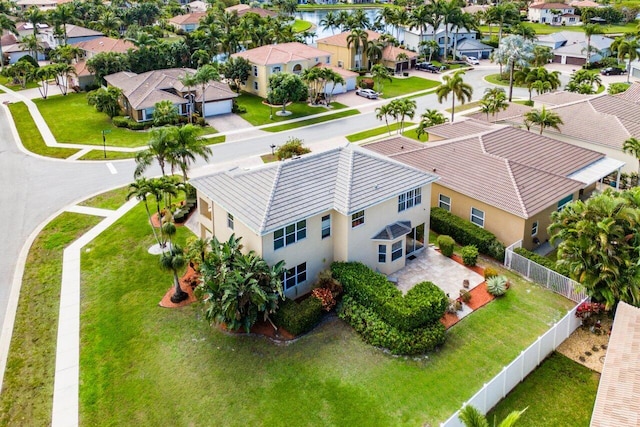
[600,67,625,76]
[355,88,379,99]
[465,56,480,65]
[415,62,431,70]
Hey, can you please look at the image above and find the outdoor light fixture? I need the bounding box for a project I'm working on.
[270,144,276,155]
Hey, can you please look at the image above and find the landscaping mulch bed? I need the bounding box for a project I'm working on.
[556,317,612,373]
[158,265,198,308]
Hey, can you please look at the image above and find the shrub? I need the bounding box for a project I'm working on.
[272,297,324,336]
[486,275,508,296]
[231,99,246,113]
[484,267,498,279]
[359,78,374,89]
[128,121,146,130]
[437,235,455,257]
[461,245,479,266]
[430,207,505,261]
[311,287,336,311]
[276,137,311,160]
[608,82,630,95]
[112,116,128,128]
[522,100,534,107]
[338,296,446,355]
[513,247,570,276]
[459,289,471,303]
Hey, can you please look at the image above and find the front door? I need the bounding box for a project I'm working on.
[406,223,425,256]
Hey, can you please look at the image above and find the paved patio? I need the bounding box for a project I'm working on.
[392,246,485,298]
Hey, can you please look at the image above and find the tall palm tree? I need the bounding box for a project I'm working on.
[439,0,462,61]
[582,23,603,64]
[611,36,640,83]
[436,70,473,122]
[135,127,175,177]
[515,66,561,101]
[451,12,478,60]
[387,98,416,134]
[486,2,519,45]
[194,64,220,118]
[366,39,384,69]
[52,62,76,95]
[49,3,74,45]
[623,137,640,176]
[371,63,392,93]
[493,35,535,101]
[168,124,210,181]
[126,178,162,247]
[319,11,338,34]
[416,109,447,140]
[160,244,189,303]
[459,405,526,427]
[524,106,564,135]
[92,9,122,38]
[375,103,393,135]
[25,6,45,39]
[0,13,18,72]
[346,28,368,70]
[180,72,197,123]
[409,5,431,47]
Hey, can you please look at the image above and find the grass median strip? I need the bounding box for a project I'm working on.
[264,109,360,132]
[346,122,414,142]
[7,102,79,159]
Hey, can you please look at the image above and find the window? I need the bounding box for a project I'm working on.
[272,66,281,73]
[558,194,573,211]
[351,210,364,228]
[227,213,234,230]
[391,241,403,261]
[378,244,386,263]
[253,81,258,91]
[273,220,306,250]
[531,221,538,236]
[470,207,485,227]
[438,194,451,211]
[253,66,258,77]
[338,60,344,68]
[283,262,307,290]
[321,215,331,239]
[398,188,422,212]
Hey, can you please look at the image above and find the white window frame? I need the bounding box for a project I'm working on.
[227,213,234,230]
[273,220,307,250]
[531,221,538,237]
[398,187,422,212]
[378,244,386,263]
[470,207,485,228]
[438,194,451,211]
[321,214,331,239]
[283,262,307,290]
[351,210,365,228]
[391,240,403,261]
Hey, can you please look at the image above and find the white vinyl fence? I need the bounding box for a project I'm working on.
[503,241,588,303]
[440,301,585,427]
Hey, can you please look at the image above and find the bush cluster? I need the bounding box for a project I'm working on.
[437,235,455,257]
[111,116,148,130]
[272,297,324,337]
[461,245,478,266]
[484,267,498,279]
[430,207,505,261]
[513,247,570,277]
[339,296,446,355]
[331,262,447,331]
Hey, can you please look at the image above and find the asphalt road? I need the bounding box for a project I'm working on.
[0,66,566,332]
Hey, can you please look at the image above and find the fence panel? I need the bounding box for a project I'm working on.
[522,342,540,375]
[484,372,506,411]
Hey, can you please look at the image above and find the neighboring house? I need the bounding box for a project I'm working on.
[535,31,612,65]
[15,0,57,11]
[454,38,494,61]
[224,4,277,18]
[168,12,206,33]
[231,42,332,98]
[317,63,359,94]
[570,0,601,7]
[104,68,238,121]
[627,59,640,80]
[185,0,209,13]
[41,24,103,49]
[316,30,417,71]
[15,22,49,39]
[190,144,439,298]
[504,93,640,174]
[364,122,623,250]
[70,37,136,89]
[402,24,482,57]
[590,302,640,427]
[528,2,580,25]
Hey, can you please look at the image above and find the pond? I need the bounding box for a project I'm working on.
[296,9,407,42]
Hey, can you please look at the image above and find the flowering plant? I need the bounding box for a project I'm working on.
[575,302,605,319]
[312,287,336,312]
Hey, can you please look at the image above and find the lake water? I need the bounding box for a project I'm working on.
[296,9,400,42]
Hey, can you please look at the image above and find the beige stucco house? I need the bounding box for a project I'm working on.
[231,42,332,98]
[190,145,438,299]
[365,121,624,250]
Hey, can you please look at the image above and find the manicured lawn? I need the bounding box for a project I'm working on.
[347,122,414,142]
[79,185,130,210]
[487,352,600,426]
[359,77,440,98]
[402,127,428,142]
[0,212,102,426]
[0,75,39,90]
[292,19,312,32]
[479,22,636,35]
[236,92,349,126]
[445,100,482,114]
[484,74,527,88]
[34,93,149,148]
[77,203,575,426]
[265,109,360,132]
[78,150,137,160]
[7,102,79,159]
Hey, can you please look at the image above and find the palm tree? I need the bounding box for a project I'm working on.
[194,64,220,118]
[20,34,40,61]
[515,67,561,101]
[126,178,162,247]
[52,63,75,95]
[371,64,392,94]
[422,39,440,63]
[409,5,431,47]
[160,244,189,303]
[524,106,564,135]
[49,3,74,45]
[346,28,368,70]
[0,13,18,72]
[532,45,553,67]
[439,0,462,61]
[566,69,602,94]
[493,35,535,102]
[25,6,45,39]
[611,36,640,83]
[319,11,338,34]
[153,100,179,126]
[436,70,473,122]
[583,23,603,64]
[366,39,384,69]
[416,109,447,140]
[459,405,526,427]
[388,98,416,134]
[34,65,56,99]
[180,72,198,123]
[451,12,478,60]
[92,9,122,38]
[168,124,210,181]
[375,103,394,135]
[486,2,519,45]
[135,127,175,177]
[480,87,508,122]
[623,137,640,176]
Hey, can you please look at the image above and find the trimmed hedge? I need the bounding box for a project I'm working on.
[437,235,455,257]
[338,296,446,355]
[272,296,324,336]
[513,247,570,277]
[331,262,447,331]
[461,245,478,266]
[430,207,505,261]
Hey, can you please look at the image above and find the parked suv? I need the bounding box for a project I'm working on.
[355,88,379,99]
[600,67,625,76]
[416,62,440,73]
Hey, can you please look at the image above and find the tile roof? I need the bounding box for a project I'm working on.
[190,145,439,235]
[225,4,277,18]
[73,60,90,77]
[382,45,418,62]
[533,91,595,106]
[104,68,236,110]
[372,221,412,240]
[168,12,206,26]
[316,63,359,78]
[529,2,574,8]
[62,24,102,38]
[364,125,605,218]
[426,118,495,140]
[615,82,640,103]
[590,302,640,427]
[75,36,135,54]
[232,42,332,66]
[466,103,532,123]
[316,30,381,47]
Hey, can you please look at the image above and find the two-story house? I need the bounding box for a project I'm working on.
[230,42,333,98]
[190,145,439,299]
[528,3,580,25]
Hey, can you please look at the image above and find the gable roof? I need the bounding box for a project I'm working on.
[590,302,640,427]
[382,45,418,62]
[456,38,494,52]
[529,2,574,9]
[225,4,277,18]
[61,24,102,38]
[316,30,381,48]
[75,36,135,54]
[168,12,206,26]
[190,145,439,235]
[232,42,331,66]
[364,125,605,218]
[616,82,640,104]
[533,90,595,106]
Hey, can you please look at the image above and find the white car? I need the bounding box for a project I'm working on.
[355,89,379,99]
[465,56,480,65]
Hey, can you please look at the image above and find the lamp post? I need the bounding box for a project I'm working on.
[101,129,111,159]
[270,144,276,156]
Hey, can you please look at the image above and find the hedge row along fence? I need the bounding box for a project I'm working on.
[430,207,506,261]
[331,262,447,355]
[513,247,570,277]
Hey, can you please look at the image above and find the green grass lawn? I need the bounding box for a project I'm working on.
[484,74,527,88]
[347,122,414,142]
[0,212,102,426]
[292,19,312,32]
[236,93,349,126]
[74,202,575,426]
[480,21,637,35]
[0,75,39,90]
[265,109,360,132]
[7,102,80,159]
[358,77,440,99]
[445,100,482,114]
[78,185,130,210]
[78,150,137,160]
[402,127,429,142]
[487,352,600,426]
[34,93,149,148]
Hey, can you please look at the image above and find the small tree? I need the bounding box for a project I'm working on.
[87,86,122,118]
[371,64,392,94]
[387,98,416,134]
[221,57,251,93]
[267,72,308,115]
[416,109,447,140]
[160,244,189,303]
[524,106,563,135]
[480,87,508,123]
[152,100,179,126]
[275,137,310,160]
[459,405,526,427]
[436,70,473,122]
[623,137,640,176]
[565,69,602,94]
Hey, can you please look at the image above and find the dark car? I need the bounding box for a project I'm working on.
[425,64,440,73]
[415,62,431,70]
[600,67,625,76]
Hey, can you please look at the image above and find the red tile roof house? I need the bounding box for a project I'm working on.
[168,12,207,33]
[104,68,238,122]
[70,37,136,89]
[363,121,624,250]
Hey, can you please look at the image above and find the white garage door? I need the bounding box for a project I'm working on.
[203,100,232,117]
